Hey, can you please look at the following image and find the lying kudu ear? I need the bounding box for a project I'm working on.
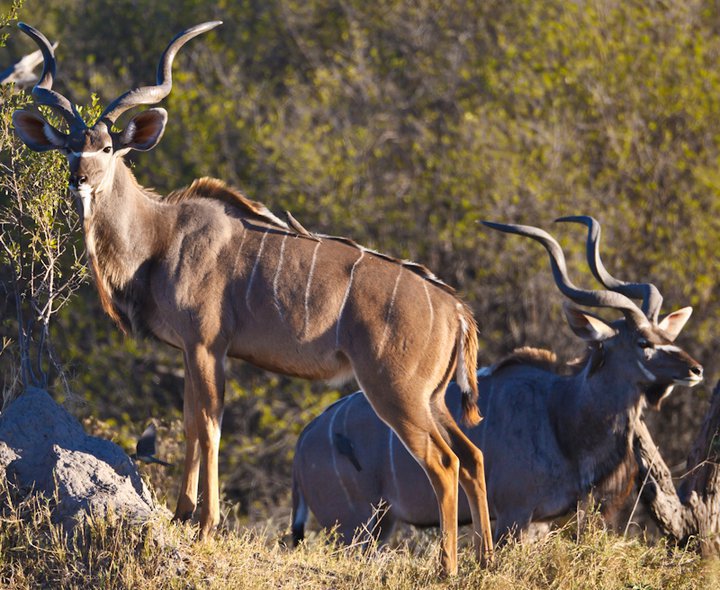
[114,107,168,152]
[657,306,692,342]
[562,302,616,342]
[12,109,67,152]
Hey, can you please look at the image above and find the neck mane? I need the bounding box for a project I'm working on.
[165,177,290,230]
[491,347,560,375]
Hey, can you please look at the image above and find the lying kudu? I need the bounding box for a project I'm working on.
[11,22,491,574]
[1,43,57,89]
[291,217,703,546]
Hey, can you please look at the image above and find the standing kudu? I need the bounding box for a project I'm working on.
[11,22,492,573]
[291,217,703,545]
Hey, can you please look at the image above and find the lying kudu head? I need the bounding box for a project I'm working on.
[12,21,221,218]
[483,219,703,401]
[557,215,703,407]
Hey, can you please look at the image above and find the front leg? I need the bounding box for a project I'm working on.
[174,367,201,522]
[182,344,226,539]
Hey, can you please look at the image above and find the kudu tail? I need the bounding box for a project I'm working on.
[456,303,481,427]
[291,460,308,546]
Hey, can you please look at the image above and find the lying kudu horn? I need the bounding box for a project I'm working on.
[556,215,663,322]
[482,221,650,327]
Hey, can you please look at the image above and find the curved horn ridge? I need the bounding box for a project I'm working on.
[100,20,222,124]
[482,220,649,326]
[556,215,663,322]
[17,22,82,128]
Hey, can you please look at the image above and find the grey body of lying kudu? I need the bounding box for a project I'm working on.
[291,216,703,546]
[11,21,493,574]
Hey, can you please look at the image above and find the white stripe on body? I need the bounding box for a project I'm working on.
[423,281,435,331]
[232,230,248,274]
[273,234,289,318]
[377,269,403,357]
[301,241,322,340]
[340,395,358,487]
[335,250,365,347]
[245,229,269,314]
[477,366,493,378]
[388,429,401,504]
[328,398,355,509]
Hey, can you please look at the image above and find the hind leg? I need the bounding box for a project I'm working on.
[437,408,494,566]
[365,398,461,575]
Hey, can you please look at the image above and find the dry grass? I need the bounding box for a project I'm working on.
[0,478,715,590]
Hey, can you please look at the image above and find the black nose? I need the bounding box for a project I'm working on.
[691,365,703,378]
[70,175,87,187]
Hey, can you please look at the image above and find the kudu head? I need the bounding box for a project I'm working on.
[484,218,703,407]
[11,21,221,218]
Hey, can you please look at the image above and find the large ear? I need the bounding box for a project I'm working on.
[562,302,616,342]
[115,108,168,152]
[657,306,692,342]
[12,109,67,152]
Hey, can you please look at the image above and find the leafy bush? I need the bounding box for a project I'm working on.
[3,0,720,518]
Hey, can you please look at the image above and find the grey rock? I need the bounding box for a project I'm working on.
[0,387,155,529]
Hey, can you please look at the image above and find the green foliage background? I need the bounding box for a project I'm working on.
[3,0,720,520]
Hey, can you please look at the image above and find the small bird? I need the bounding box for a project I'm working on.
[285,210,319,240]
[131,422,172,467]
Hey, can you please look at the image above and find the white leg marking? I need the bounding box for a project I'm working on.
[293,490,309,530]
[377,268,403,357]
[245,229,269,314]
[301,241,322,340]
[328,399,355,508]
[335,250,365,348]
[273,234,289,317]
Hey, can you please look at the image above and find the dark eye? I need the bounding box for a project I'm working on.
[103,146,112,153]
[638,338,653,349]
